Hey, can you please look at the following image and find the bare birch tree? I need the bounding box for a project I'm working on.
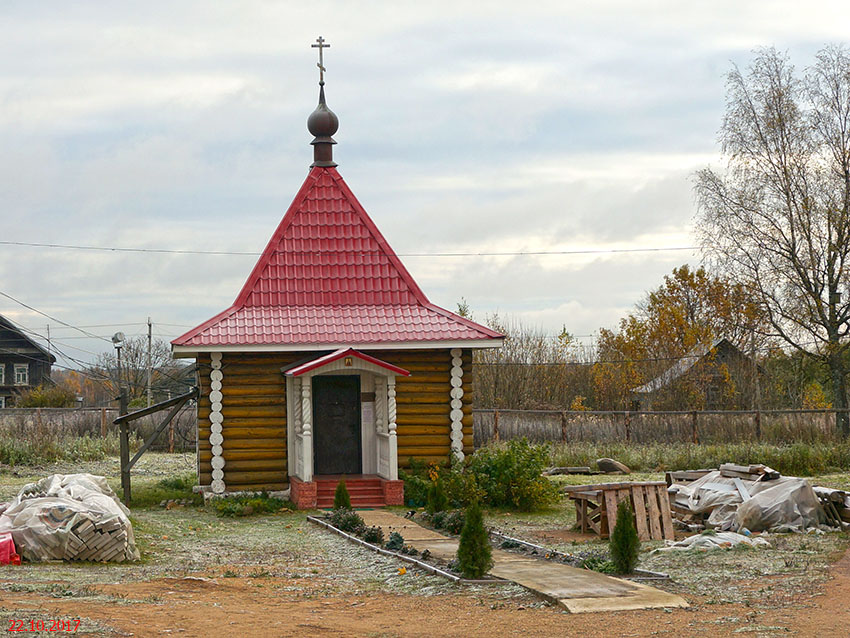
[696,46,850,436]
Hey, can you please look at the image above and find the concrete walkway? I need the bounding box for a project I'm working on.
[358,510,688,614]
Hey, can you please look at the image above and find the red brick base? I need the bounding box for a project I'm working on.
[381,479,404,506]
[290,476,317,509]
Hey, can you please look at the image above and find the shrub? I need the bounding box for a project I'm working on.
[400,468,429,508]
[16,384,78,408]
[442,509,466,535]
[466,439,559,510]
[333,480,352,510]
[430,510,447,529]
[455,501,493,579]
[385,531,404,551]
[443,465,485,507]
[211,493,291,517]
[361,525,384,545]
[609,500,640,574]
[577,549,617,574]
[426,477,449,514]
[328,508,364,533]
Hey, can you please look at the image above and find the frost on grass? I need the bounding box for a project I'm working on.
[640,532,849,608]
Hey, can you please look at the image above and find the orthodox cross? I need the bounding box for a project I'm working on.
[312,36,330,84]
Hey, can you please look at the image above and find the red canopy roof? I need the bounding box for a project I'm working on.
[173,166,502,352]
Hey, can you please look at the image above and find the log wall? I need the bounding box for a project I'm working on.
[197,352,299,491]
[363,348,473,468]
[195,348,474,490]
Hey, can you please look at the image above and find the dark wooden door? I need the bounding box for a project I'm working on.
[312,375,362,475]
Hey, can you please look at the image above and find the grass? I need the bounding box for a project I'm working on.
[0,430,142,465]
[548,441,850,476]
[209,493,294,517]
[127,472,203,508]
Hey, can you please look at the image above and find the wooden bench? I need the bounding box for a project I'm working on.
[563,482,675,541]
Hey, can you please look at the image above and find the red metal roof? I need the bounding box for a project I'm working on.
[283,348,411,377]
[173,167,502,349]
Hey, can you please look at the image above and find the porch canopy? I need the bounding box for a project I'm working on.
[282,348,410,484]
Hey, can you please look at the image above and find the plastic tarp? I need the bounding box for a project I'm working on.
[0,474,139,562]
[671,470,825,532]
[653,530,771,553]
[736,478,824,533]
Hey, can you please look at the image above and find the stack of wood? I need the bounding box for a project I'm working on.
[664,469,713,486]
[718,463,781,481]
[813,487,850,530]
[63,515,134,562]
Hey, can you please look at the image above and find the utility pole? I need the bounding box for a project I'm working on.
[147,317,153,408]
[46,324,51,358]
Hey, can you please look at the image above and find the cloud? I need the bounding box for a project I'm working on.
[2,1,849,364]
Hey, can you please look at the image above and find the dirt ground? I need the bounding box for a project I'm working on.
[2,456,850,637]
[1,547,849,637]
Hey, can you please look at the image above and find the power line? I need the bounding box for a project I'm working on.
[0,289,111,343]
[0,239,698,258]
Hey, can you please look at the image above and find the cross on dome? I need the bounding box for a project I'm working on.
[311,36,330,84]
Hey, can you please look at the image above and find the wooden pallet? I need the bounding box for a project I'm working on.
[564,482,675,541]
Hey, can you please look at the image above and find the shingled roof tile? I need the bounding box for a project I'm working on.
[173,166,502,349]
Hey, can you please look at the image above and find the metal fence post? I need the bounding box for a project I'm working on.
[560,411,568,443]
[625,411,631,443]
[493,409,500,442]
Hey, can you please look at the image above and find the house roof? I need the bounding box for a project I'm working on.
[173,166,503,352]
[0,314,56,364]
[632,337,741,395]
[282,348,411,377]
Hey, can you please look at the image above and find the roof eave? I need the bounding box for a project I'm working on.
[172,337,504,358]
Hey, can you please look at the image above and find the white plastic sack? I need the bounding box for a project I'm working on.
[0,474,139,562]
[653,530,770,553]
[736,478,824,533]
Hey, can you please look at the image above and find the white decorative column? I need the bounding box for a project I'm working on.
[449,348,465,462]
[209,352,226,493]
[387,376,398,480]
[292,377,303,478]
[375,377,387,434]
[301,378,313,482]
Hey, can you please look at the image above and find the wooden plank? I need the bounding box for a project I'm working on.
[396,425,451,435]
[656,486,676,541]
[225,470,288,484]
[733,478,752,502]
[645,486,664,540]
[630,485,650,541]
[222,438,287,450]
[603,489,620,537]
[201,449,286,462]
[397,446,452,456]
[219,458,286,472]
[396,404,451,415]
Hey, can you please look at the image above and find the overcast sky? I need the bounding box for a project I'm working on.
[2,1,849,369]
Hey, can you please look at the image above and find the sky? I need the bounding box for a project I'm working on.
[2,0,850,369]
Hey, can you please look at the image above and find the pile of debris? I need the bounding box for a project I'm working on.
[813,486,850,528]
[667,463,840,534]
[0,474,139,562]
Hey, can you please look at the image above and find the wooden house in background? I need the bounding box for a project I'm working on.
[631,338,755,411]
[0,314,56,408]
[172,72,503,508]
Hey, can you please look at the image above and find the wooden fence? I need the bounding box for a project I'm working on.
[473,408,849,447]
[0,407,197,452]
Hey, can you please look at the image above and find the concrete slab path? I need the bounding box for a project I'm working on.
[358,510,688,614]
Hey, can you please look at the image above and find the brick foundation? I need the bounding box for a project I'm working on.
[290,476,317,509]
[381,479,404,506]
